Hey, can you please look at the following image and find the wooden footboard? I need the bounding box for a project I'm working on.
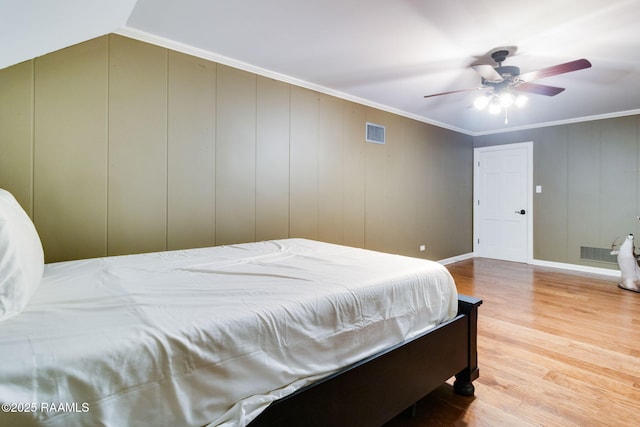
[249,294,482,427]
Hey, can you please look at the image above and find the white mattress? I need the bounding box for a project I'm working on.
[0,239,457,427]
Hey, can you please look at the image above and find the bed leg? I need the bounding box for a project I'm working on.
[453,376,475,396]
[454,295,482,397]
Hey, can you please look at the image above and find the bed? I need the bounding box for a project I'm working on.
[0,188,481,426]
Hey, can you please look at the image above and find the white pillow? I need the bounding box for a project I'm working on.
[0,189,44,321]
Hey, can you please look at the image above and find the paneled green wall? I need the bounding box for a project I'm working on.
[474,115,640,269]
[167,50,216,250]
[108,35,168,256]
[0,61,33,217]
[0,34,473,263]
[33,37,109,261]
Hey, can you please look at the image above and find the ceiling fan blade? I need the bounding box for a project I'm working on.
[516,82,565,96]
[472,64,503,83]
[518,58,592,82]
[423,87,483,98]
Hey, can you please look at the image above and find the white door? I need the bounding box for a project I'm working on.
[474,142,532,263]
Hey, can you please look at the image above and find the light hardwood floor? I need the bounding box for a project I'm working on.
[386,258,640,427]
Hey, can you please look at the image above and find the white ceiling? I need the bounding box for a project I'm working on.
[4,0,640,135]
[0,0,137,71]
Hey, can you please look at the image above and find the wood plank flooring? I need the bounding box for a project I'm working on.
[385,257,640,427]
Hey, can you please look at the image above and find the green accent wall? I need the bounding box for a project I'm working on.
[474,115,640,269]
[0,34,473,263]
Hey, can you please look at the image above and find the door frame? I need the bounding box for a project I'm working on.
[473,141,534,263]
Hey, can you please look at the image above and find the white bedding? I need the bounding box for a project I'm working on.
[0,238,457,427]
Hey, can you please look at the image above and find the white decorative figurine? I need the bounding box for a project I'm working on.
[611,234,640,292]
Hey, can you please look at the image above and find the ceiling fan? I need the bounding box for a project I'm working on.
[423,48,592,101]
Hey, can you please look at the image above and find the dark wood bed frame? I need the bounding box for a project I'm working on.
[249,294,482,426]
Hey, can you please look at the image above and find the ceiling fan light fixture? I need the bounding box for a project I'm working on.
[424,47,590,127]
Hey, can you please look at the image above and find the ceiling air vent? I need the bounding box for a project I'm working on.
[366,122,385,144]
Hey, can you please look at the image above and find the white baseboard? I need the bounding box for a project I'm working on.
[438,252,475,265]
[528,258,620,278]
[438,253,621,278]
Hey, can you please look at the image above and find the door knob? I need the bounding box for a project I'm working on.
[515,209,526,215]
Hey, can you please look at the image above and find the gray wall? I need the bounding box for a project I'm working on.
[474,115,640,269]
[0,34,474,263]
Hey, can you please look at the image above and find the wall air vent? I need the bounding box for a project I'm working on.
[365,122,386,144]
[580,246,617,264]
